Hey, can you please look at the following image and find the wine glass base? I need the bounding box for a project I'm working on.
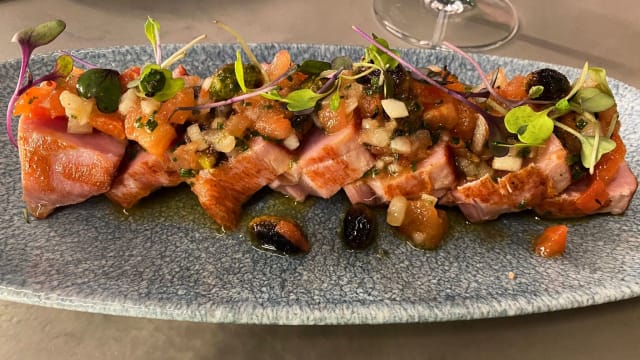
[373,0,519,51]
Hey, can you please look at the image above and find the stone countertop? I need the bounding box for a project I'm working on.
[0,0,638,359]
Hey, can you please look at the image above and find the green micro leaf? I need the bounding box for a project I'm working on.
[365,34,400,70]
[282,88,324,112]
[144,17,161,64]
[580,136,616,170]
[139,64,184,102]
[53,55,73,78]
[504,105,554,145]
[235,50,247,93]
[588,67,613,96]
[299,60,331,76]
[528,85,544,99]
[76,68,122,113]
[572,87,615,113]
[555,98,570,113]
[330,90,341,111]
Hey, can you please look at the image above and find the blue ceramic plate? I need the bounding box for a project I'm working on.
[0,44,638,324]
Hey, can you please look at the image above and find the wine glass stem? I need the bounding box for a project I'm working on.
[430,10,449,47]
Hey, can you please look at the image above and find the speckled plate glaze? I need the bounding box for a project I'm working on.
[0,44,638,324]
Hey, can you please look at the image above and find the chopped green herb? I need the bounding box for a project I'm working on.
[145,117,158,132]
[179,168,196,178]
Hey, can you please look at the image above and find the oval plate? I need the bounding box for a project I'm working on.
[0,44,638,324]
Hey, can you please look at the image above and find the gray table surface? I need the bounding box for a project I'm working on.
[1,0,639,359]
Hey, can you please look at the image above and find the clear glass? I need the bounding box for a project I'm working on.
[373,0,519,51]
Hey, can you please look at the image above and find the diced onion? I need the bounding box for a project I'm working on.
[361,118,378,130]
[140,98,161,115]
[471,114,489,154]
[118,89,138,115]
[59,90,94,134]
[387,162,401,176]
[283,133,300,150]
[387,195,408,227]
[205,130,236,153]
[186,124,208,151]
[492,149,523,172]
[381,98,409,119]
[390,136,411,155]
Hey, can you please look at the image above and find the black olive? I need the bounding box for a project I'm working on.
[248,216,309,255]
[343,204,376,250]
[525,68,571,101]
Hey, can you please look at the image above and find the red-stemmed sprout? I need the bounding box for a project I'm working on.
[6,20,67,147]
[441,41,516,108]
[59,50,97,69]
[170,66,299,118]
[351,25,509,155]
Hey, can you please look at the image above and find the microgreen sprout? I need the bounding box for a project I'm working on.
[554,121,615,174]
[144,17,162,65]
[442,41,514,107]
[135,19,204,102]
[6,19,67,146]
[261,68,344,112]
[213,20,269,85]
[59,50,97,69]
[504,106,554,145]
[170,66,299,118]
[351,25,507,156]
[235,50,248,93]
[137,64,185,102]
[160,34,207,69]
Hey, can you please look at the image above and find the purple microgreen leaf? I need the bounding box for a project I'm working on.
[144,17,162,65]
[11,20,66,52]
[7,20,66,147]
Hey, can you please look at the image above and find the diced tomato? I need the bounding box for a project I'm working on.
[90,110,126,140]
[124,104,176,156]
[253,114,293,140]
[225,113,253,138]
[534,225,568,257]
[576,179,609,213]
[155,88,197,125]
[595,132,626,184]
[265,50,292,82]
[14,86,52,116]
[575,131,626,213]
[119,66,141,90]
[316,99,353,134]
[496,75,528,101]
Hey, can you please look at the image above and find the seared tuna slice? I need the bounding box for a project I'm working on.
[451,134,571,222]
[106,151,183,208]
[18,116,127,218]
[534,162,638,217]
[344,139,456,205]
[270,123,375,201]
[191,137,292,229]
